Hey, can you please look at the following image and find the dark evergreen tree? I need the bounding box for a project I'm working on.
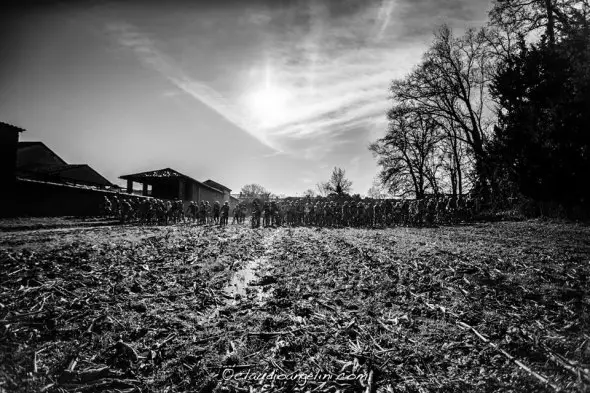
[490,28,590,209]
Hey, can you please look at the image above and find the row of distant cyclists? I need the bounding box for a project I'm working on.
[101,196,231,225]
[100,194,481,228]
[248,196,479,228]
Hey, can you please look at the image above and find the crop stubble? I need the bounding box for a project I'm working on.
[0,221,589,392]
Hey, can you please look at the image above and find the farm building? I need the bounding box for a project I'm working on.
[204,179,240,210]
[120,168,227,206]
[16,142,112,188]
[0,122,121,217]
[203,179,232,203]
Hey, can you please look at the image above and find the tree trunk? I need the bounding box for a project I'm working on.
[474,156,490,201]
[545,0,556,45]
[455,152,463,196]
[418,170,425,199]
[427,173,439,197]
[450,169,457,198]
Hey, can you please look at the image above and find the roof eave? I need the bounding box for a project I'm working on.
[120,169,223,194]
[0,122,26,132]
[204,179,231,191]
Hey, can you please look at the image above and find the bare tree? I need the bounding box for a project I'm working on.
[489,0,590,46]
[436,118,474,197]
[369,141,414,198]
[370,105,442,199]
[390,25,496,197]
[319,167,353,196]
[367,178,389,199]
[315,182,329,197]
[303,189,316,198]
[240,184,269,199]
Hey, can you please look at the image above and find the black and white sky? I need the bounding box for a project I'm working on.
[1,0,492,195]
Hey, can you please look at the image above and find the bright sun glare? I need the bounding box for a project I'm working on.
[247,85,291,127]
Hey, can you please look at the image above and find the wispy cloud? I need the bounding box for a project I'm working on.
[375,0,397,41]
[105,21,280,151]
[237,0,421,157]
[104,0,455,160]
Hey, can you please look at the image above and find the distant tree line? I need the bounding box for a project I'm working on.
[370,0,590,218]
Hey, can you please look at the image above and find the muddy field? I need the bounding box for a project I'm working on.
[1,220,589,392]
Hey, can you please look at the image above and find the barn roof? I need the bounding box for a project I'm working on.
[18,163,113,187]
[120,168,223,193]
[17,141,68,166]
[0,121,25,133]
[18,141,43,147]
[16,141,112,187]
[204,179,231,192]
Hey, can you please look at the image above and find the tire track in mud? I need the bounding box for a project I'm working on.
[221,228,280,304]
[216,228,382,392]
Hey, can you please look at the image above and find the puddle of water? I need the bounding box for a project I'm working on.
[223,258,275,305]
[225,258,260,298]
[221,231,279,306]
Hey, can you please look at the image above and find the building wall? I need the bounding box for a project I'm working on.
[0,179,145,217]
[222,191,230,203]
[198,185,224,204]
[229,197,239,211]
[0,125,20,187]
[203,181,231,202]
[121,179,223,208]
[1,177,225,217]
[151,182,178,200]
